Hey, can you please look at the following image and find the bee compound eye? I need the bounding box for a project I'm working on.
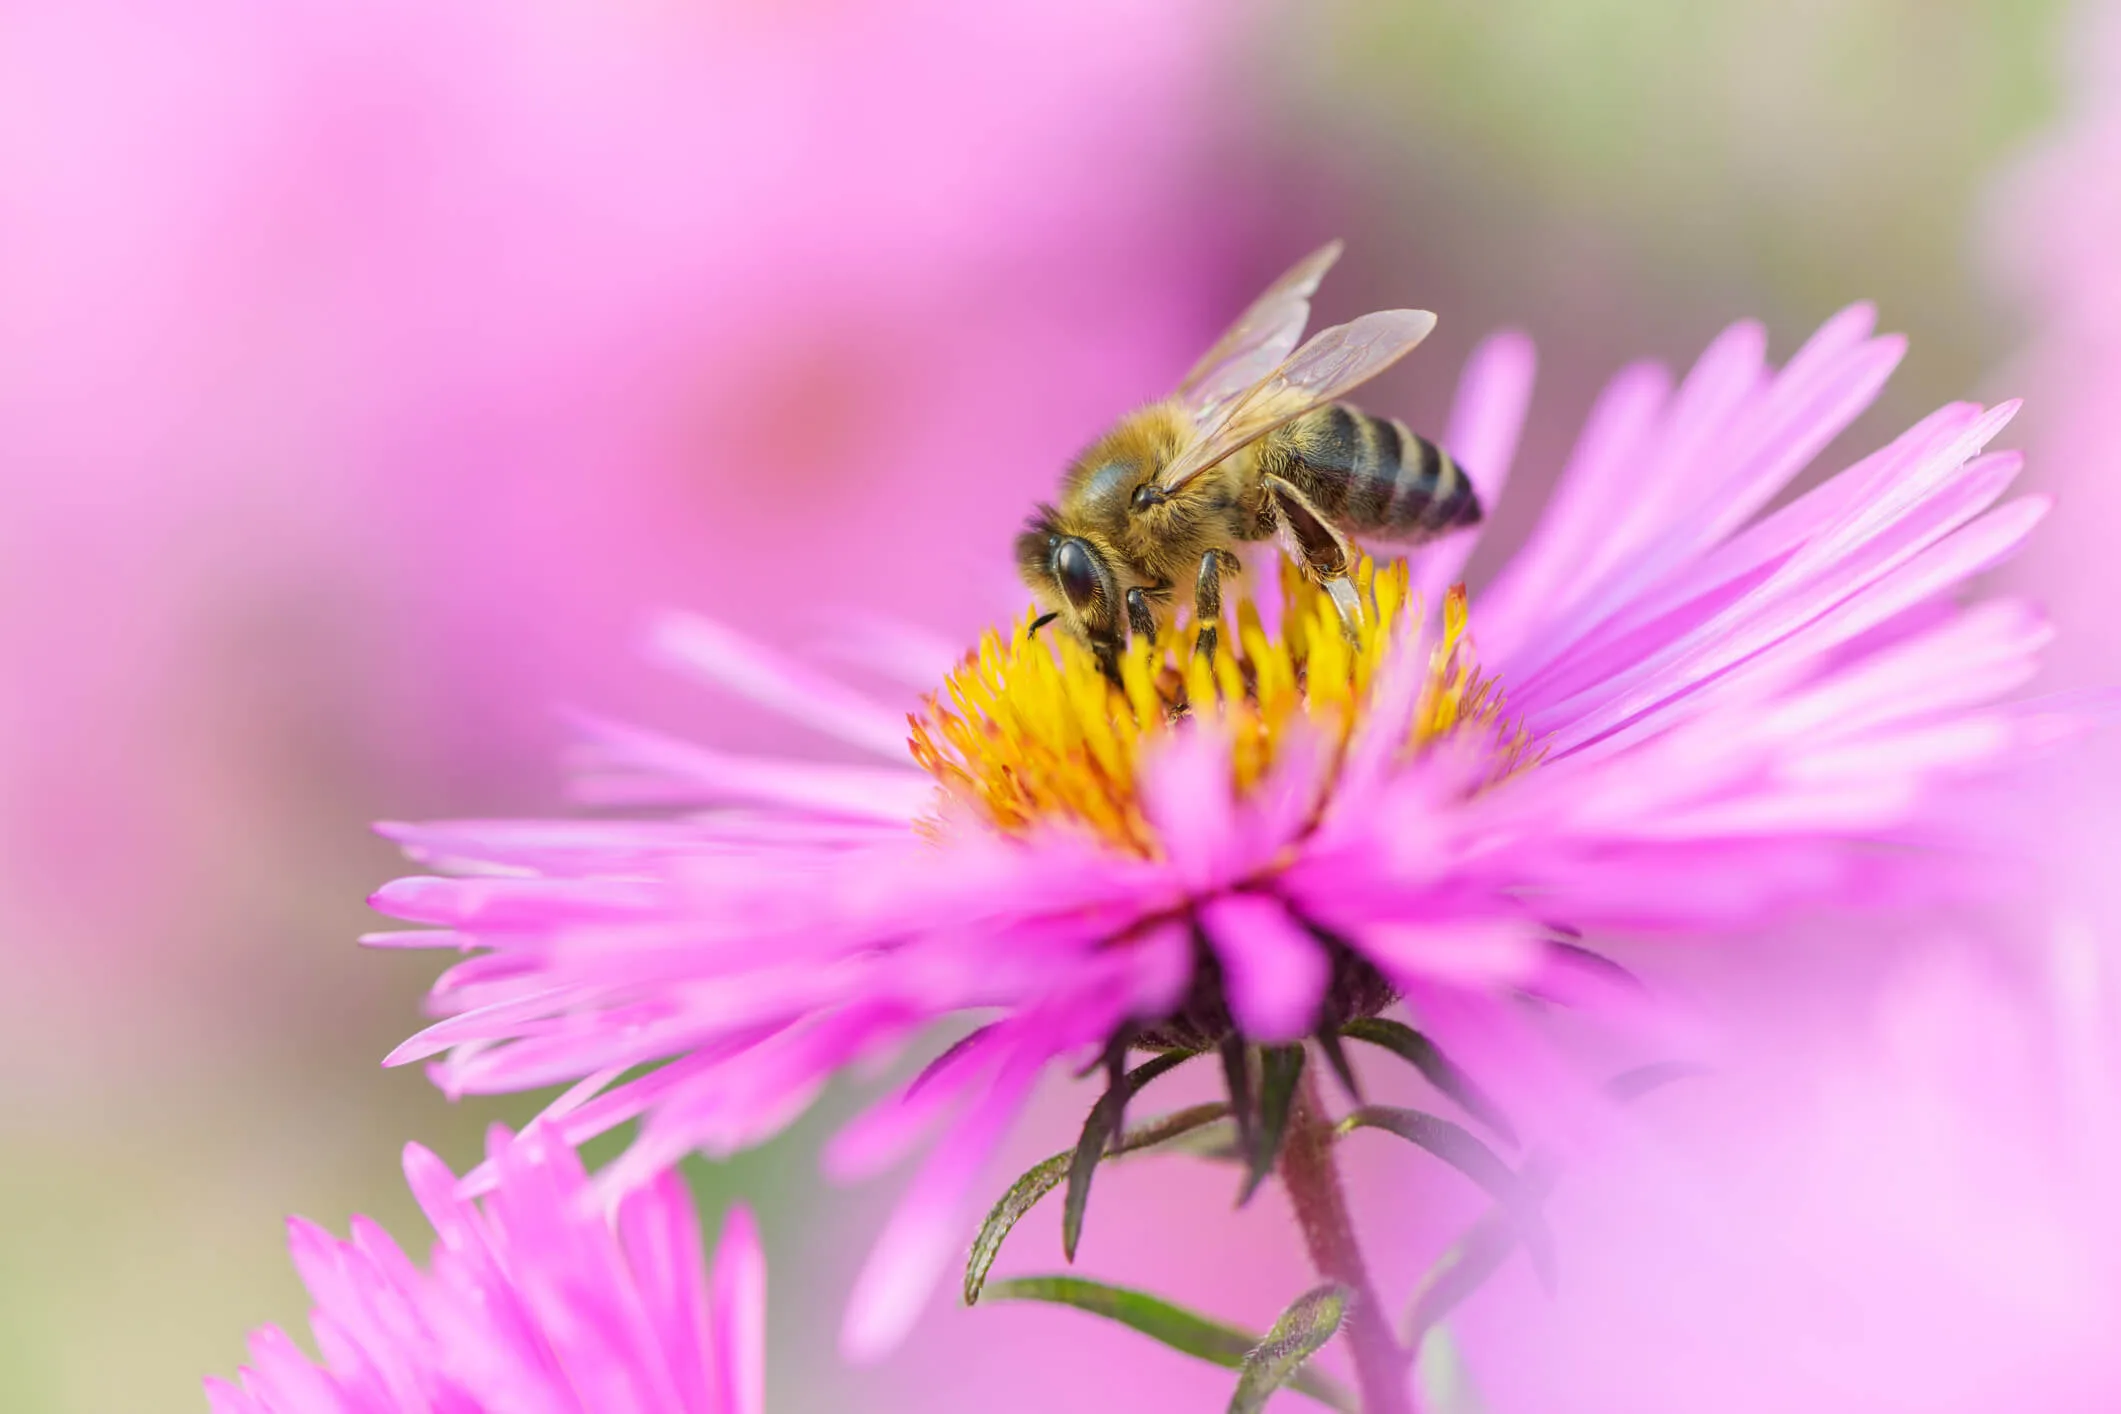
[1053,538,1103,611]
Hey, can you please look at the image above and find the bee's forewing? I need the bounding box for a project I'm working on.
[1174,240,1343,433]
[1158,308,1439,494]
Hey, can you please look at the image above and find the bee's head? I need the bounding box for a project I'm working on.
[1015,507,1120,646]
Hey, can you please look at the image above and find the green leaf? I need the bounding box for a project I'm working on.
[1340,1018,1518,1146]
[983,1275,1356,1412]
[1241,1046,1306,1206]
[1062,1049,1198,1262]
[1415,1324,1490,1414]
[965,1101,1229,1305]
[1337,1105,1555,1290]
[1230,1282,1352,1414]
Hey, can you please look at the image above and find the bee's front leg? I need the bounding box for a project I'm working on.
[1124,588,1158,645]
[1263,473,1364,643]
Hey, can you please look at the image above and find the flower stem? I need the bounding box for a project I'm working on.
[1277,1066,1411,1414]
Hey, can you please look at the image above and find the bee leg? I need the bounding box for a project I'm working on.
[1091,639,1122,684]
[1125,588,1158,645]
[1192,550,1225,660]
[1263,472,1364,643]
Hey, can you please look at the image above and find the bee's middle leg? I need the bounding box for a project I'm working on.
[1192,549,1239,660]
[1263,473,1364,642]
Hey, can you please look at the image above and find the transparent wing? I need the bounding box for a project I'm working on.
[1174,240,1344,432]
[1158,308,1440,494]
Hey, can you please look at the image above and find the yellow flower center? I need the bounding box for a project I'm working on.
[909,558,1537,854]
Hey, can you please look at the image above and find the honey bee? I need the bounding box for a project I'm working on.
[1016,240,1476,676]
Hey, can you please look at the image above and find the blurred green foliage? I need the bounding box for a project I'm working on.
[1274,0,2063,388]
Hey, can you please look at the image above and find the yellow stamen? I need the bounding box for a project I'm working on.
[907,558,1538,853]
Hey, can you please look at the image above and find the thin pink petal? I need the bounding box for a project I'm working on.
[649,610,915,760]
[1198,893,1329,1042]
[840,1043,1044,1361]
[1414,329,1536,602]
[710,1206,767,1414]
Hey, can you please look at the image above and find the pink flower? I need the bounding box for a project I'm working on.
[372,306,2071,1358]
[204,1125,763,1414]
[1987,0,2121,944]
[1990,0,2121,689]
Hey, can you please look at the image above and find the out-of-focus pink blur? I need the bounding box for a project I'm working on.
[1455,933,2121,1412]
[1995,1,2121,691]
[0,0,1236,1047]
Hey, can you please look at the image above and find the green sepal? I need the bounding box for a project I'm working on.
[965,1099,1228,1304]
[1339,1018,1518,1146]
[1061,1049,1198,1262]
[981,1275,1356,1412]
[1229,1282,1353,1414]
[1313,1026,1363,1102]
[1335,1105,1555,1290]
[964,1152,1070,1307]
[907,1022,997,1096]
[1239,1045,1306,1206]
[1220,1035,1256,1160]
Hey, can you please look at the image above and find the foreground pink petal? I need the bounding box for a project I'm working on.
[205,1126,764,1413]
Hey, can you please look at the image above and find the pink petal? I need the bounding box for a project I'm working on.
[1198,893,1329,1042]
[710,1206,767,1414]
[648,610,915,760]
[565,712,934,820]
[840,1042,1044,1361]
[1138,725,1238,891]
[1414,329,1536,603]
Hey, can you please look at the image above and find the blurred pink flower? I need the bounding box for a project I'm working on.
[1991,0,2121,690]
[205,1124,763,1414]
[370,305,2072,1359]
[1452,927,2121,1413]
[0,0,1236,1032]
[1986,0,2121,956]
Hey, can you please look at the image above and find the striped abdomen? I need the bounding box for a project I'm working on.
[1274,403,1479,541]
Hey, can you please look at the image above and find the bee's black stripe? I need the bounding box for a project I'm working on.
[1421,441,1479,531]
[1376,422,1479,539]
[1300,405,1363,519]
[1344,413,1403,527]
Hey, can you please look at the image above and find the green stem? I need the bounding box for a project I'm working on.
[1276,1066,1412,1414]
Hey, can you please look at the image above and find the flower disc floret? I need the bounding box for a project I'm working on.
[911,560,1536,855]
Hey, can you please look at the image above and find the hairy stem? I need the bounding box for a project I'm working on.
[1277,1065,1411,1414]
